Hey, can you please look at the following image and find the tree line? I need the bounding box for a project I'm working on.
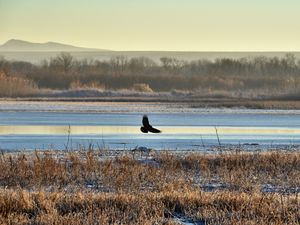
[0,53,300,94]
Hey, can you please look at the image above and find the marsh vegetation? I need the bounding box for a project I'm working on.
[0,149,299,224]
[1,53,300,100]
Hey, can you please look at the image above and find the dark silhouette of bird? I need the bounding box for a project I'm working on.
[140,115,161,133]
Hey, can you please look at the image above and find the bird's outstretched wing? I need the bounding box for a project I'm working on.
[142,115,161,133]
[142,115,151,128]
[148,126,161,133]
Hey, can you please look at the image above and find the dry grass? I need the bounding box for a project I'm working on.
[0,150,299,224]
[132,83,154,92]
[69,80,105,90]
[0,71,38,97]
[0,188,298,224]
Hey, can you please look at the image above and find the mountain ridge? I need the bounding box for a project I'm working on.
[0,39,110,52]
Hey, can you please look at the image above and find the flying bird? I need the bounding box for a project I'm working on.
[140,115,161,133]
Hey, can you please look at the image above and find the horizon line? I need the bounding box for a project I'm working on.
[1,39,300,52]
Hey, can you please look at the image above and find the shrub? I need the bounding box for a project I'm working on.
[132,83,153,92]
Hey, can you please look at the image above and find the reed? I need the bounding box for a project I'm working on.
[0,149,299,224]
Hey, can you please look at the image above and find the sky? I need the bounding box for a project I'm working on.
[0,0,300,51]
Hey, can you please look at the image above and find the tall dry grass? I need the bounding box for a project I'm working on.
[0,150,299,224]
[0,71,38,97]
[0,188,298,224]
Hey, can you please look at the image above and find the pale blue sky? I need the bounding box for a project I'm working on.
[1,0,300,50]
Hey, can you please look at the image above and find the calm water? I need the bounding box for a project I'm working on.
[1,111,300,151]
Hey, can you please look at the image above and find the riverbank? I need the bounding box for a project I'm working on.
[0,149,299,224]
[1,97,300,112]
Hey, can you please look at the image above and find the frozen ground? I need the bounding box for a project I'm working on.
[2,100,300,114]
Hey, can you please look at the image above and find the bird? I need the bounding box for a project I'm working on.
[140,115,161,133]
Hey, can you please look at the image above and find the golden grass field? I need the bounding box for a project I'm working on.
[0,149,299,224]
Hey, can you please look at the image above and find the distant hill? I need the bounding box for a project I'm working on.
[1,39,300,63]
[0,39,110,52]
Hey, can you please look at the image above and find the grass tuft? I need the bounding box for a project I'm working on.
[0,150,299,224]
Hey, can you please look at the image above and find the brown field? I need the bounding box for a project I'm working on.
[0,149,299,224]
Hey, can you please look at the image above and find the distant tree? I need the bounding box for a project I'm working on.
[285,53,297,68]
[73,58,90,73]
[160,57,185,74]
[160,57,172,69]
[40,59,49,69]
[49,52,74,73]
[128,57,157,73]
[94,60,110,74]
[0,56,10,75]
[10,61,34,74]
[109,56,128,74]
